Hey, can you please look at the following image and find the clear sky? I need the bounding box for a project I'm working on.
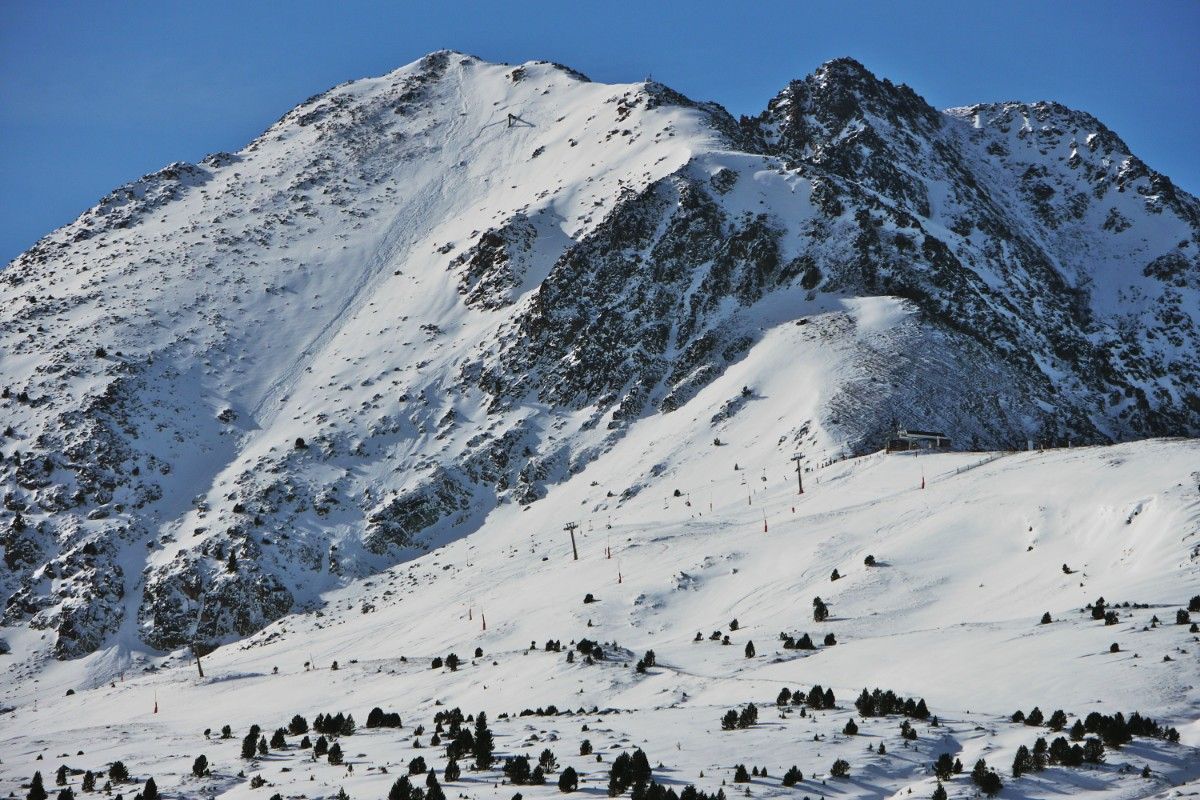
[2,1,1198,264]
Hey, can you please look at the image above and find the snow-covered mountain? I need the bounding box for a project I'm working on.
[1,56,1198,791]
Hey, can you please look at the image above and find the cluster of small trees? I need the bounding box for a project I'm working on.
[575,639,606,663]
[430,653,460,670]
[635,650,656,673]
[720,704,759,730]
[779,631,836,649]
[731,764,761,782]
[1088,597,1120,625]
[312,712,356,736]
[773,685,835,710]
[607,749,652,796]
[1010,706,1178,746]
[26,763,153,800]
[366,707,403,728]
[968,759,1003,796]
[854,688,930,719]
[518,705,563,717]
[387,771,445,800]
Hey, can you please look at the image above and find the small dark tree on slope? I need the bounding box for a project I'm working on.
[813,597,829,622]
[28,771,48,800]
[473,712,495,769]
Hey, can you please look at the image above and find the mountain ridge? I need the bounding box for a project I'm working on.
[1,50,1198,666]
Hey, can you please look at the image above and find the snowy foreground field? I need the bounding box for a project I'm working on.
[2,437,1199,799]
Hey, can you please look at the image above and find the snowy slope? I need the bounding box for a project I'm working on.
[1,54,1199,795]
[2,433,1198,799]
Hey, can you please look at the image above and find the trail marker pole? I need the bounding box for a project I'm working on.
[791,453,805,494]
[564,522,580,561]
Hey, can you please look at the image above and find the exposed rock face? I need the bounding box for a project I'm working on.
[1,51,1197,659]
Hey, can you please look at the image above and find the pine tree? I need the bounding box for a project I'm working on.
[143,777,159,800]
[813,597,829,622]
[1069,719,1086,741]
[744,641,755,658]
[192,755,208,778]
[271,728,287,749]
[781,766,802,787]
[427,771,446,800]
[473,712,494,769]
[241,731,259,759]
[933,753,954,781]
[28,771,49,800]
[56,766,68,786]
[580,740,593,756]
[1048,709,1067,731]
[329,742,344,765]
[931,782,947,800]
[314,735,329,757]
[289,714,309,734]
[733,765,750,783]
[830,759,850,778]
[1027,707,1045,726]
[389,777,414,800]
[81,771,95,792]
[1012,745,1032,777]
[559,766,579,792]
[108,762,129,783]
[258,736,269,756]
[843,719,858,735]
[444,759,461,782]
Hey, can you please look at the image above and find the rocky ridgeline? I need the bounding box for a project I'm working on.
[1,51,1197,659]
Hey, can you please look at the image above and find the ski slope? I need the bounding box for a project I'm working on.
[2,434,1197,799]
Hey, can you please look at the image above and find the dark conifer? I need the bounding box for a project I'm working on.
[1012,745,1032,777]
[28,771,49,800]
[241,731,259,759]
[473,712,494,769]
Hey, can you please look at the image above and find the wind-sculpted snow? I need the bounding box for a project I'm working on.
[0,50,1198,669]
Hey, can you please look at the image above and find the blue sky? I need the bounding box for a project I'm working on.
[2,1,1198,264]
